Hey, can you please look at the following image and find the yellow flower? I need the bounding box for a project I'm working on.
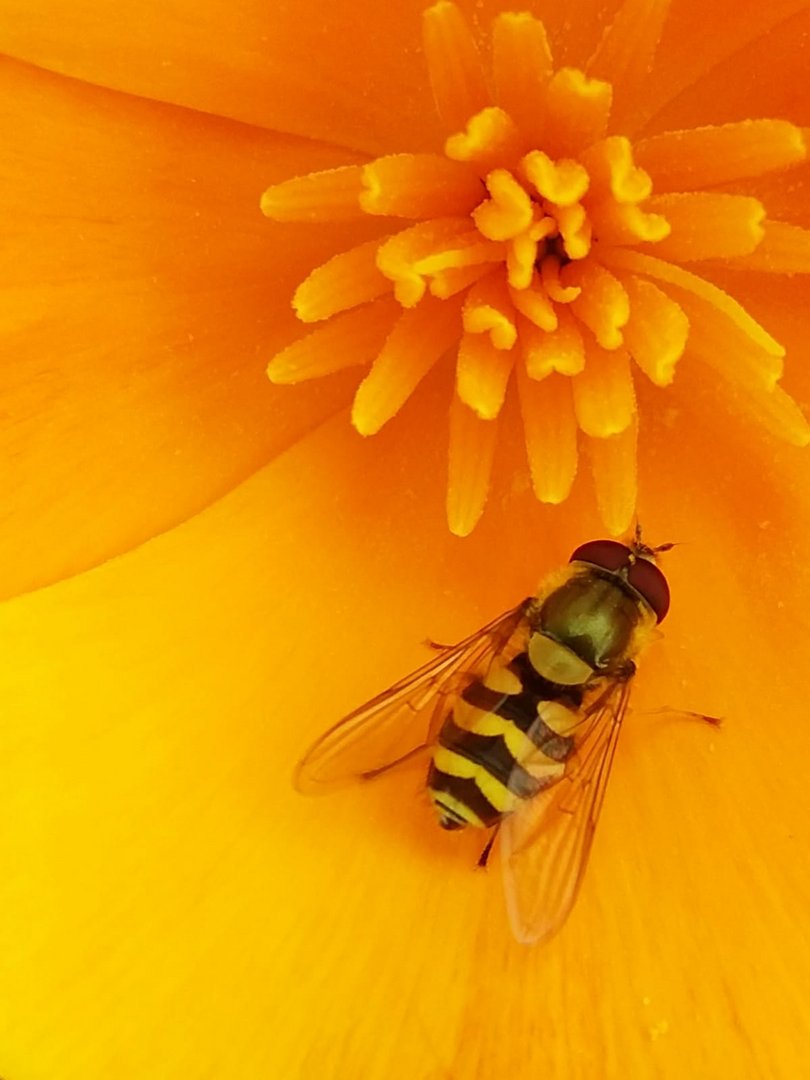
[262,0,809,535]
[1,1,810,1079]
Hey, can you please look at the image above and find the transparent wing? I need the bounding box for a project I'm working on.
[294,601,531,794]
[500,675,633,945]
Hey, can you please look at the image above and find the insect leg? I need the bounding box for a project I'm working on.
[477,824,501,869]
[641,707,722,727]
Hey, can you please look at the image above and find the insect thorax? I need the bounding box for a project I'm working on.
[527,563,654,681]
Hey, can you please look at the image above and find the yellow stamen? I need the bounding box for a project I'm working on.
[598,247,785,356]
[422,1,489,134]
[507,214,557,289]
[506,232,540,290]
[572,343,636,437]
[542,68,612,158]
[520,151,589,206]
[519,309,584,379]
[509,272,558,331]
[473,168,534,241]
[721,221,810,272]
[462,274,517,349]
[555,202,592,259]
[621,276,688,387]
[415,237,504,276]
[352,296,463,435]
[491,12,553,145]
[456,332,515,419]
[565,261,629,349]
[517,367,577,503]
[541,256,580,303]
[579,136,652,202]
[376,218,500,307]
[260,165,364,222]
[447,395,498,536]
[678,294,783,392]
[293,239,391,322]
[588,201,670,245]
[587,419,638,537]
[646,193,765,261]
[360,154,483,218]
[733,386,810,447]
[445,107,525,167]
[429,263,495,299]
[634,120,807,193]
[267,299,398,384]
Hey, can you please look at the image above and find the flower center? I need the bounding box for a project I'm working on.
[260,0,809,537]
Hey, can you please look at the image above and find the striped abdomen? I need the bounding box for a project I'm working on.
[426,652,582,830]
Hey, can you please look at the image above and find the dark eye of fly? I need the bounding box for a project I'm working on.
[569,539,632,572]
[569,539,671,623]
[626,558,670,623]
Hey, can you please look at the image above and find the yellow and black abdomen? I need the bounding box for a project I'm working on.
[426,652,579,831]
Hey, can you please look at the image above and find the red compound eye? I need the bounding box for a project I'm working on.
[626,557,670,623]
[569,539,632,572]
[570,539,671,623]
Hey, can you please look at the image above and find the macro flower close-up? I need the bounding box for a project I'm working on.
[1,1,810,1078]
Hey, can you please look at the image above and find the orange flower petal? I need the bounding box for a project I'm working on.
[634,120,807,193]
[720,221,810,272]
[360,154,483,218]
[261,165,364,222]
[587,417,638,535]
[352,296,463,435]
[491,12,553,145]
[645,192,765,261]
[422,0,489,135]
[586,0,669,128]
[0,58,371,599]
[293,241,392,322]
[456,332,514,420]
[629,0,810,133]
[446,394,497,536]
[0,0,443,156]
[0,415,505,1079]
[572,342,636,437]
[621,276,689,386]
[730,383,810,446]
[268,299,399,382]
[516,367,578,503]
[3,393,810,1075]
[3,7,810,1077]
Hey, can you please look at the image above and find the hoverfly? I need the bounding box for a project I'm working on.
[295,529,710,944]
